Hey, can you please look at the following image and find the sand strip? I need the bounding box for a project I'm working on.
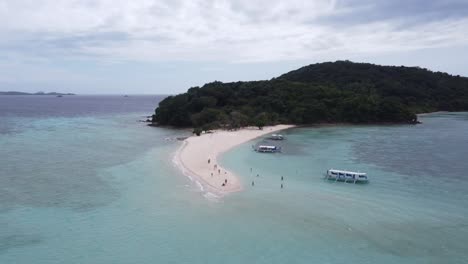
[173,125,295,195]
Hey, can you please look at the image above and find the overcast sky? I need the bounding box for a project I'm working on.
[1,0,468,94]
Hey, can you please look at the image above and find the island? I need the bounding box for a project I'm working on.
[152,61,468,130]
[152,60,468,195]
[0,91,75,96]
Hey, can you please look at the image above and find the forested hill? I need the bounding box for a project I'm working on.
[152,61,468,129]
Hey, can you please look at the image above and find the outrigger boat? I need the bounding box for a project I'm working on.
[253,145,282,153]
[325,169,368,183]
[267,134,285,140]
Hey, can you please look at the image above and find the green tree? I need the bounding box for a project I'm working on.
[152,61,468,128]
[193,127,202,136]
[253,112,269,130]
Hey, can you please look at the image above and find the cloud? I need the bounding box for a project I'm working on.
[1,0,467,64]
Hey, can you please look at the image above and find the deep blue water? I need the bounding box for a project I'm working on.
[0,95,161,135]
[1,96,467,263]
[0,95,160,118]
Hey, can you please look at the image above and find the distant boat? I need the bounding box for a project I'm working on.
[56,95,63,97]
[124,95,129,97]
[253,145,281,153]
[325,169,368,183]
[267,134,285,140]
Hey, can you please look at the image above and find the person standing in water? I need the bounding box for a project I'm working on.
[252,181,255,187]
[281,183,283,189]
[281,176,283,181]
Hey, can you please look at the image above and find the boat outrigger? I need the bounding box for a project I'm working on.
[267,134,285,140]
[325,169,368,183]
[253,145,281,153]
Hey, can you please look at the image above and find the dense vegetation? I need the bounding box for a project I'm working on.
[152,61,468,130]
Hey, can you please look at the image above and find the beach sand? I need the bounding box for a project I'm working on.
[174,125,295,195]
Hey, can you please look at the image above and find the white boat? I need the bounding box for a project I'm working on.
[267,134,285,140]
[325,169,368,183]
[254,145,281,153]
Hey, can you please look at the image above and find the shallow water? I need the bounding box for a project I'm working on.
[1,96,467,263]
[221,112,468,263]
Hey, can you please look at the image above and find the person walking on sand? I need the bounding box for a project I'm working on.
[208,158,210,164]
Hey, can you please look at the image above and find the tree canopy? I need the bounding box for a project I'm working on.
[152,61,468,129]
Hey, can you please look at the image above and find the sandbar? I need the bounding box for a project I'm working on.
[173,125,295,195]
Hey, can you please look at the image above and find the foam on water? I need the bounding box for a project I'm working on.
[195,181,204,191]
[203,192,221,201]
[172,140,226,198]
[172,143,202,190]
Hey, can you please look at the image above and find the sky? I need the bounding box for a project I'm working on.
[1,0,468,94]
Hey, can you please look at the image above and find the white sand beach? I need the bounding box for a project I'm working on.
[174,125,295,195]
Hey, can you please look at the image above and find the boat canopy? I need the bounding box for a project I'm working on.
[258,145,278,149]
[328,169,366,176]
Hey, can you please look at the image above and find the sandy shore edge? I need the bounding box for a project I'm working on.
[173,124,295,196]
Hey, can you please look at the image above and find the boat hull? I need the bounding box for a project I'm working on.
[325,175,368,183]
[253,145,281,153]
[255,149,281,153]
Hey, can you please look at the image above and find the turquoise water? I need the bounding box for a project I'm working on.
[221,113,468,263]
[1,97,467,263]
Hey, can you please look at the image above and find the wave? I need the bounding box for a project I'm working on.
[172,141,221,200]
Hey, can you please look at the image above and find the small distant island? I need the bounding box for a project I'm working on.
[0,91,75,96]
[151,61,468,130]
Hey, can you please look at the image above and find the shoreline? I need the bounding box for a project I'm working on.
[417,111,449,116]
[171,113,447,196]
[173,124,295,196]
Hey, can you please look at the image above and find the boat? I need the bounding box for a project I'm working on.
[253,145,281,153]
[325,169,368,183]
[267,134,285,140]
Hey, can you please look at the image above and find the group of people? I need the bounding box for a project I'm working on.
[208,158,229,187]
[209,159,285,189]
[251,167,285,189]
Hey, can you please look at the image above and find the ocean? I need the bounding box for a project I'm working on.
[1,95,467,263]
